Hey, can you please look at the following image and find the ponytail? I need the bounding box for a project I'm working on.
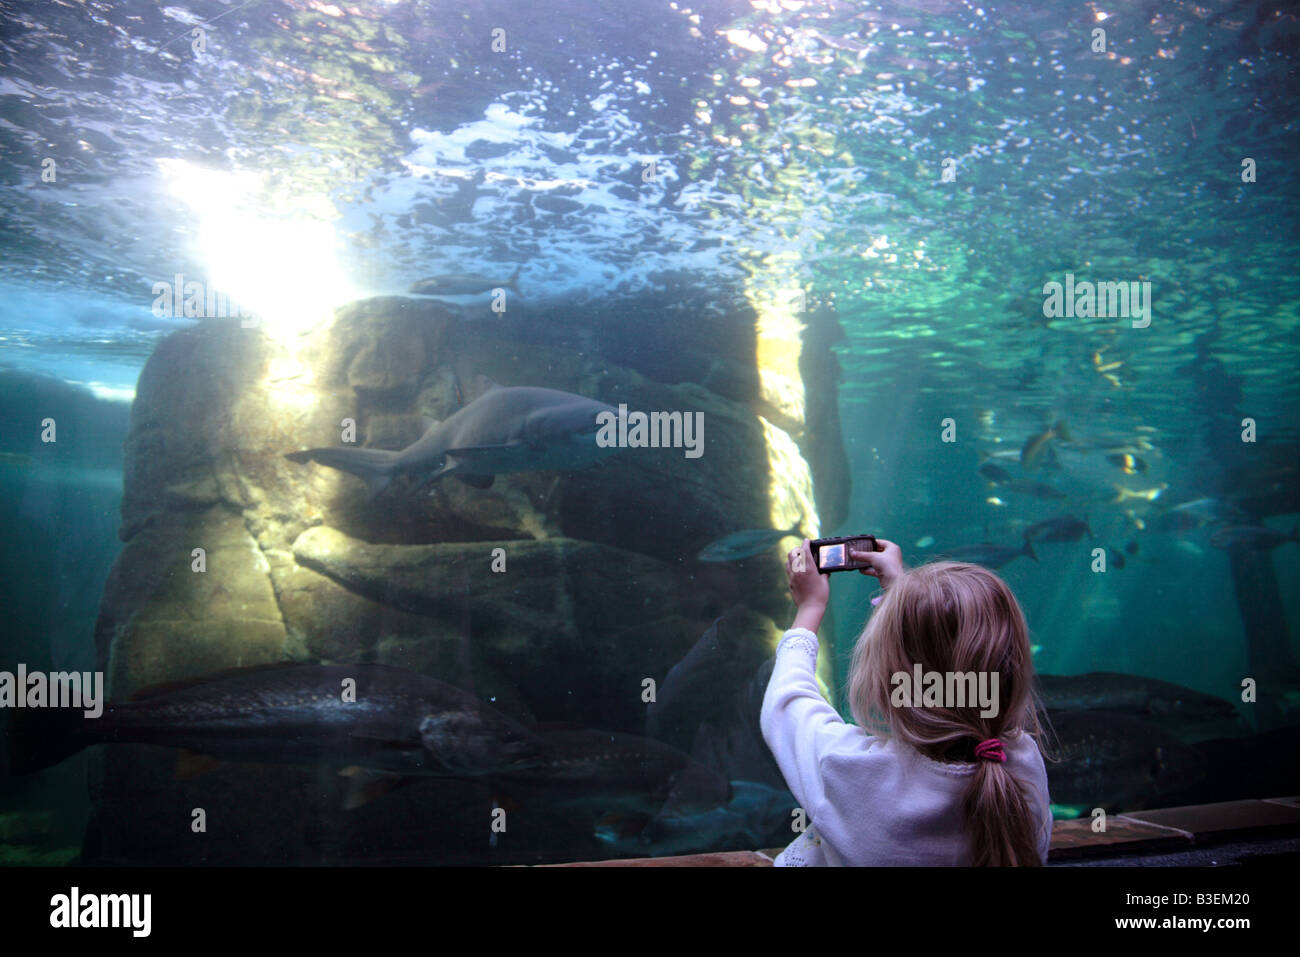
[962,735,1043,866]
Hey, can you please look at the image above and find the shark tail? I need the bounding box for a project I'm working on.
[1023,539,1038,562]
[507,266,521,294]
[285,447,401,497]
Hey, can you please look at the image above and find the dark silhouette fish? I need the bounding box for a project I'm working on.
[1036,673,1240,725]
[977,462,1012,484]
[1044,710,1206,809]
[1023,514,1091,543]
[696,525,801,562]
[286,381,620,495]
[936,540,1037,569]
[7,663,545,778]
[646,617,729,751]
[1020,421,1071,470]
[646,620,784,792]
[523,728,728,811]
[1151,497,1244,532]
[408,267,520,296]
[1209,522,1299,552]
[8,664,727,814]
[595,779,794,857]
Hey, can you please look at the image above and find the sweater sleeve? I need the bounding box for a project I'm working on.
[760,627,870,818]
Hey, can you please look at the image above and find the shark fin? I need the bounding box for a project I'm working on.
[431,450,498,489]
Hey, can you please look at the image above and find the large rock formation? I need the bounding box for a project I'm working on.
[87,288,850,864]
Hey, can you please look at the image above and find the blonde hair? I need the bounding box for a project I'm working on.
[847,561,1045,866]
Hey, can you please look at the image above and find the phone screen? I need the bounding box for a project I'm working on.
[818,543,848,570]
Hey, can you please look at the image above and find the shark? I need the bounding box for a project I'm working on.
[286,380,621,495]
[408,267,520,296]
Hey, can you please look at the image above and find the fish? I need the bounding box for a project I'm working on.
[1020,421,1071,470]
[1023,514,1091,544]
[8,663,728,814]
[1209,522,1300,552]
[696,525,801,562]
[645,618,784,783]
[914,535,935,549]
[645,617,729,751]
[1036,672,1241,725]
[519,728,728,809]
[645,615,789,821]
[6,663,546,779]
[1225,458,1300,518]
[936,541,1037,569]
[978,447,1024,463]
[1107,547,1125,569]
[1002,479,1067,500]
[408,267,521,296]
[1107,452,1147,475]
[286,380,620,495]
[1124,540,1139,555]
[1110,482,1167,504]
[1157,497,1246,527]
[977,462,1012,483]
[1091,349,1122,373]
[594,779,795,857]
[1043,710,1206,809]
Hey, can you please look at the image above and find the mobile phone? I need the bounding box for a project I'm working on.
[810,534,880,573]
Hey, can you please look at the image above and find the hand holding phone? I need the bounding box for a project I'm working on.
[851,538,904,590]
[809,535,880,573]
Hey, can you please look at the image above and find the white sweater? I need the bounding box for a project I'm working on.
[760,628,1053,866]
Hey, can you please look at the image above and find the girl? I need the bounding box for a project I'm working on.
[760,538,1052,866]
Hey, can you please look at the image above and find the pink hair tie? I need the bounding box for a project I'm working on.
[974,738,1006,763]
